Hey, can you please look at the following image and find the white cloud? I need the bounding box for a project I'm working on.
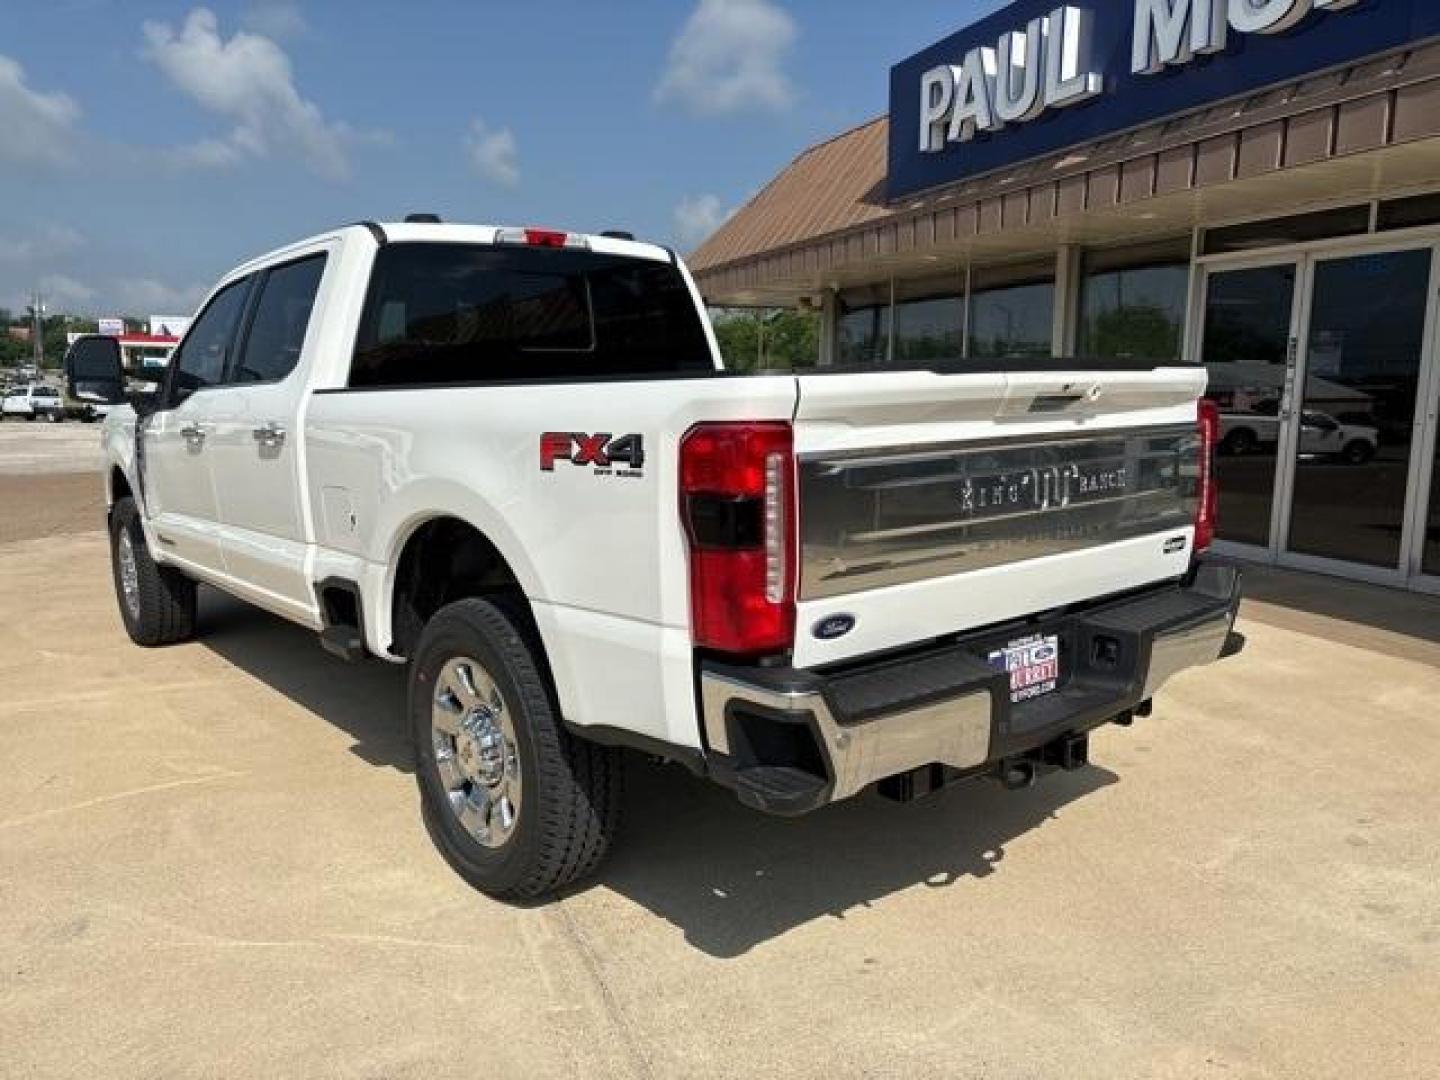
[4,272,205,318]
[36,273,96,311]
[673,194,734,249]
[142,8,368,180]
[0,54,81,167]
[0,225,85,264]
[655,0,797,116]
[463,118,519,187]
[241,0,307,40]
[108,277,207,314]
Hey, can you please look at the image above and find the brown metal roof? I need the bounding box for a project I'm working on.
[687,117,890,273]
[691,41,1440,304]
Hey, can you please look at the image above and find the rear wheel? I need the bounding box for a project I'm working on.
[1342,440,1374,466]
[410,598,622,901]
[109,497,197,646]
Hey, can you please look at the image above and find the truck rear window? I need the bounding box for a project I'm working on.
[350,243,715,387]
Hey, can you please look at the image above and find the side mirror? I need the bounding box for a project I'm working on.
[64,335,126,405]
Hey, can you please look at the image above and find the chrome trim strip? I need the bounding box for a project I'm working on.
[799,423,1199,600]
[701,672,992,801]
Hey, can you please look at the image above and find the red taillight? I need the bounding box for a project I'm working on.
[679,422,795,655]
[524,228,568,248]
[1195,398,1220,552]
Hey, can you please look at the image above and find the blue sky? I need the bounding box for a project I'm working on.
[0,0,1006,317]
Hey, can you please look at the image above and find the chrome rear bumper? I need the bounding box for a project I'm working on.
[699,562,1241,815]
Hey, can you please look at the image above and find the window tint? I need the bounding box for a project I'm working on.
[894,295,963,364]
[173,279,250,394]
[1078,261,1188,361]
[836,302,890,365]
[969,280,1054,359]
[235,255,326,384]
[1201,206,1369,256]
[350,243,714,387]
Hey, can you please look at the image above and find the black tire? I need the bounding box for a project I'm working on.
[109,496,197,646]
[1341,440,1374,466]
[1221,428,1257,456]
[410,598,622,901]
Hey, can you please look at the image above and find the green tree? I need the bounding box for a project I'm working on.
[710,308,819,372]
[1082,303,1181,361]
[0,333,28,369]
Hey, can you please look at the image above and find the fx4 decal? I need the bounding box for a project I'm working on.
[540,432,645,477]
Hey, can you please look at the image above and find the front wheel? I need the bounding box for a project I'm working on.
[410,598,622,901]
[109,497,197,646]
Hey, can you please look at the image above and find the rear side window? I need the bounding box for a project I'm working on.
[234,254,326,384]
[349,243,714,387]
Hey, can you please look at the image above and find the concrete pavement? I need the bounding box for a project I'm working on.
[0,420,106,477]
[1,521,1438,1078]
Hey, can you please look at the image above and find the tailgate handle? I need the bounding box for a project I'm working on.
[1028,385,1101,413]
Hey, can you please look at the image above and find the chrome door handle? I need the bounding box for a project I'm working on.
[252,422,286,448]
[180,423,206,444]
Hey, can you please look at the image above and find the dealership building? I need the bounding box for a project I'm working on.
[690,0,1440,594]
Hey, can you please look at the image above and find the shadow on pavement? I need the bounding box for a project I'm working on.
[197,589,412,772]
[595,759,1115,958]
[195,587,1116,957]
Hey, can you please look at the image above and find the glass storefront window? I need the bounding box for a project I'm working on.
[1201,206,1370,256]
[1078,261,1189,361]
[894,294,964,363]
[969,280,1054,359]
[836,302,889,365]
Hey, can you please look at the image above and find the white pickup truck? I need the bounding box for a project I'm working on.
[69,218,1241,900]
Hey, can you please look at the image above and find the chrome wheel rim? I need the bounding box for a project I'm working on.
[431,656,522,849]
[117,530,141,621]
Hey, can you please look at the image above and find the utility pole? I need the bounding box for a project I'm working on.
[27,292,46,369]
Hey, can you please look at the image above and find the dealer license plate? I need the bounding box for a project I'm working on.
[987,633,1061,703]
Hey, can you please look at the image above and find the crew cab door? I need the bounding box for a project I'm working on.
[205,250,329,617]
[142,275,254,574]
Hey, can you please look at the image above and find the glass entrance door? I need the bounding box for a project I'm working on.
[1283,249,1435,574]
[1199,262,1300,550]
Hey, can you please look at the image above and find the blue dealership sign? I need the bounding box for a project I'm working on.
[888,0,1440,199]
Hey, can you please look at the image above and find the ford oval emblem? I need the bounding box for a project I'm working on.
[813,614,856,641]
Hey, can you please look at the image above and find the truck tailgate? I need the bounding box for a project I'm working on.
[790,367,1206,668]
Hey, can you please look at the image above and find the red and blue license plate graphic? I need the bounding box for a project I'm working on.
[987,634,1060,703]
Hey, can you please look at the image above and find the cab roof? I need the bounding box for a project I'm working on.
[230,221,675,280]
